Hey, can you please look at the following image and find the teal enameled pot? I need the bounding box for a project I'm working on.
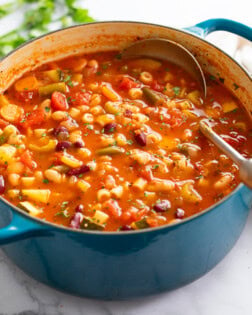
[0,19,251,300]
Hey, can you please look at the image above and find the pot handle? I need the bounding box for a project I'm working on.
[0,208,50,245]
[184,18,252,41]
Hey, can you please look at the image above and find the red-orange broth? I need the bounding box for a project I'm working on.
[0,51,251,231]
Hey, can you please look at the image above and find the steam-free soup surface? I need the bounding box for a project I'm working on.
[0,51,251,231]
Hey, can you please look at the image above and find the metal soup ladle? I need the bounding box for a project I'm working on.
[123,38,252,189]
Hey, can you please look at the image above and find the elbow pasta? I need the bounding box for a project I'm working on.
[0,51,251,232]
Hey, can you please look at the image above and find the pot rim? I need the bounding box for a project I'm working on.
[0,20,251,236]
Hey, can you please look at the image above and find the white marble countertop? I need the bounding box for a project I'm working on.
[0,0,252,314]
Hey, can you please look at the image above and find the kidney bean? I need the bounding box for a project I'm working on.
[67,165,90,176]
[124,109,133,118]
[53,126,68,136]
[134,131,147,146]
[75,204,84,212]
[104,123,117,134]
[0,175,5,194]
[175,208,185,219]
[56,141,72,151]
[120,225,133,231]
[74,140,85,148]
[153,200,171,212]
[70,212,83,229]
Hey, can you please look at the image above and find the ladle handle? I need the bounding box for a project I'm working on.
[185,19,252,41]
[199,121,245,167]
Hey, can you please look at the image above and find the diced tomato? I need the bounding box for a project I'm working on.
[51,91,69,111]
[103,199,122,218]
[21,108,45,128]
[118,76,139,90]
[121,211,132,223]
[151,80,164,92]
[0,118,8,128]
[15,90,36,102]
[139,166,153,181]
[20,150,36,169]
[70,91,91,106]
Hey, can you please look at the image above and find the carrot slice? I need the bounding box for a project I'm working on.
[15,76,39,92]
[20,150,36,169]
[0,104,24,123]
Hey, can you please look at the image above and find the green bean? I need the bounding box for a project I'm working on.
[142,87,161,106]
[95,146,124,156]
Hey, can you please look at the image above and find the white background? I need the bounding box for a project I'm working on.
[0,1,251,314]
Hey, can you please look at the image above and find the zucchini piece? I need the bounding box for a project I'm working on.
[93,210,109,225]
[29,139,57,152]
[21,189,51,203]
[43,69,62,82]
[81,216,105,231]
[142,87,161,106]
[95,146,124,156]
[38,82,67,96]
[132,217,150,230]
[18,201,42,216]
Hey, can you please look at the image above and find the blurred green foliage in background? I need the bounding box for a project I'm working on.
[0,0,95,57]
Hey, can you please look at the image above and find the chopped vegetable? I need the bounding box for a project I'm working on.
[132,217,150,229]
[0,104,23,123]
[18,201,42,216]
[142,87,161,106]
[21,189,51,203]
[95,146,125,156]
[0,144,16,165]
[43,69,62,82]
[39,82,67,96]
[51,91,69,111]
[81,216,104,231]
[222,100,238,113]
[15,76,38,92]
